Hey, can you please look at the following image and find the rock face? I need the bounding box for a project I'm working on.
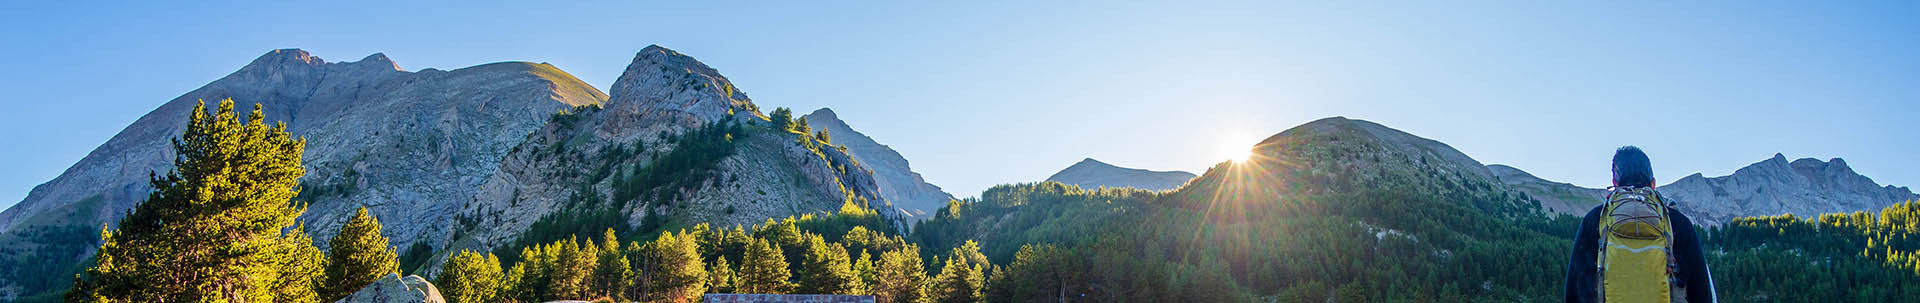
[1658,154,1919,226]
[1044,158,1196,191]
[453,45,898,261]
[803,108,954,219]
[0,49,604,298]
[1487,164,1606,215]
[335,273,445,303]
[601,45,763,131]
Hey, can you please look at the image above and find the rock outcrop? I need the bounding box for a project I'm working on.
[1044,158,1195,191]
[335,273,445,303]
[803,108,954,219]
[453,45,899,263]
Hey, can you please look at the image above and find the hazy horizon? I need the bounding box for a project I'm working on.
[2,1,1916,210]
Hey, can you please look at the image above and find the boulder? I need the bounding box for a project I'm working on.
[335,273,445,303]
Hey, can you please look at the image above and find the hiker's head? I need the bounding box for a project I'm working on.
[1612,146,1654,188]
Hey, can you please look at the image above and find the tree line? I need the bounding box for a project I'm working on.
[434,203,996,303]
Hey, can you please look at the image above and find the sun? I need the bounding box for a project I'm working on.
[1228,145,1251,163]
[1217,132,1254,164]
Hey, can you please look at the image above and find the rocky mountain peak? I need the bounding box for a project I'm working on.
[810,107,842,120]
[250,48,325,66]
[353,53,402,71]
[603,45,759,129]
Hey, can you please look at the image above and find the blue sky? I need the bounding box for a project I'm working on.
[1,1,1916,210]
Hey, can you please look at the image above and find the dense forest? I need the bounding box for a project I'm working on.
[1704,200,1920,301]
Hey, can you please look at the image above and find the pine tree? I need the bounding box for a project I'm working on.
[794,118,812,134]
[323,206,400,301]
[68,99,316,303]
[638,231,708,303]
[591,229,633,300]
[501,262,531,302]
[874,245,929,303]
[929,241,986,303]
[798,236,863,294]
[770,107,793,131]
[852,250,876,295]
[708,256,737,294]
[737,238,795,294]
[549,236,596,299]
[815,129,832,144]
[437,250,504,303]
[269,225,327,303]
[997,244,1084,302]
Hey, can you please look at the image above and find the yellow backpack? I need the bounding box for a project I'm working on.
[1597,186,1681,302]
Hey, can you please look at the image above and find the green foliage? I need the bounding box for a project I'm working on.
[591,229,634,300]
[874,245,929,303]
[769,107,794,132]
[990,244,1080,302]
[635,231,708,303]
[929,242,986,303]
[323,207,400,302]
[708,256,737,294]
[67,99,320,303]
[397,239,435,275]
[268,225,327,303]
[0,195,103,302]
[611,121,742,207]
[437,250,505,303]
[913,144,1570,301]
[737,238,796,294]
[1703,200,1920,301]
[501,203,629,262]
[797,235,864,294]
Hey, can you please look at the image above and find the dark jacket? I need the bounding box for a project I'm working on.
[1563,203,1716,302]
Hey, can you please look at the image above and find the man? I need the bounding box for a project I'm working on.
[1564,146,1715,302]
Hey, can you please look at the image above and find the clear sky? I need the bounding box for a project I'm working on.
[1,1,1916,210]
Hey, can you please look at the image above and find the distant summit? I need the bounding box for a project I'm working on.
[1045,158,1195,191]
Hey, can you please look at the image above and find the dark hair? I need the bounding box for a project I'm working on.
[1612,146,1654,187]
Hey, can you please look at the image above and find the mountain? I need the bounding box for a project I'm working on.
[1493,154,1917,226]
[1660,154,1919,226]
[914,116,1565,301]
[1043,158,1196,191]
[446,45,899,265]
[0,45,910,300]
[802,108,954,219]
[0,49,605,300]
[1487,164,1606,215]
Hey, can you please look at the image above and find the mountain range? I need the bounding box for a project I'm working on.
[1493,154,1920,226]
[1,46,1914,301]
[1044,158,1195,191]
